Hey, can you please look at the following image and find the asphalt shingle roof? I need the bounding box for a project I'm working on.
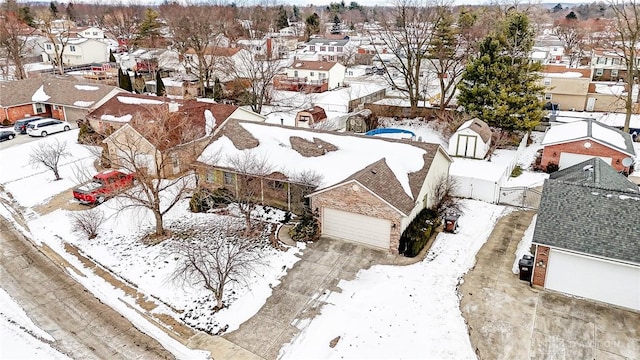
[550,158,639,193]
[533,177,640,264]
[0,76,120,108]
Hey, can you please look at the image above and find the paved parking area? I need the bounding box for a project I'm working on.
[223,237,411,359]
[460,210,640,360]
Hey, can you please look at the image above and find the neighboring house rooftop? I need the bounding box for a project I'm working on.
[550,158,639,193]
[541,119,636,156]
[299,106,327,119]
[0,77,121,108]
[307,38,349,46]
[88,93,238,129]
[533,178,640,265]
[290,60,340,71]
[457,118,492,143]
[198,120,449,215]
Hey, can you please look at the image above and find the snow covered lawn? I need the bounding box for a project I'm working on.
[281,200,509,359]
[0,133,304,358]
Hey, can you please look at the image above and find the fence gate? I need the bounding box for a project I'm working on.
[498,186,542,209]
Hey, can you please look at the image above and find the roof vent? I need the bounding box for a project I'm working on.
[583,165,593,172]
[371,170,377,174]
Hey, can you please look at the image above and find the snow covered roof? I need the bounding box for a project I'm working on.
[0,77,121,108]
[542,119,635,156]
[88,93,239,133]
[289,60,341,71]
[456,118,492,143]
[197,120,449,215]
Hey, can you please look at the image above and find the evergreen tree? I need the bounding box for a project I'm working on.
[136,8,162,47]
[330,14,341,34]
[109,50,116,63]
[118,68,133,92]
[213,78,223,101]
[457,12,544,131]
[552,3,563,13]
[65,2,76,21]
[275,6,289,30]
[156,71,165,97]
[292,5,300,22]
[49,1,59,18]
[18,6,35,27]
[565,11,578,20]
[305,13,320,40]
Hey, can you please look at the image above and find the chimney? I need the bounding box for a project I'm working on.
[266,38,273,60]
[168,102,179,112]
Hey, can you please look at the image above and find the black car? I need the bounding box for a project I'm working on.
[14,116,44,134]
[0,129,16,141]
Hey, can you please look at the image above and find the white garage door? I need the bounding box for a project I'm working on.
[322,208,391,250]
[545,249,640,311]
[558,153,612,169]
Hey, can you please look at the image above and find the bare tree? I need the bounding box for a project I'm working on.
[171,220,266,310]
[369,0,450,113]
[163,4,232,97]
[430,173,462,216]
[36,10,71,74]
[29,140,71,181]
[227,46,286,113]
[100,3,142,51]
[553,17,587,67]
[609,0,640,132]
[225,150,274,232]
[0,8,36,80]
[70,208,105,240]
[95,106,205,237]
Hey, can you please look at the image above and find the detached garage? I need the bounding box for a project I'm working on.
[540,119,636,172]
[448,118,492,159]
[532,160,640,311]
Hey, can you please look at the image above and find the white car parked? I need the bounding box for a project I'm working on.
[26,118,71,137]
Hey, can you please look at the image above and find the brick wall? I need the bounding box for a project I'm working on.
[310,182,403,253]
[541,140,629,171]
[0,104,53,124]
[532,245,550,287]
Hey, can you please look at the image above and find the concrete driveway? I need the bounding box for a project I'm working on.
[223,236,413,359]
[460,210,640,360]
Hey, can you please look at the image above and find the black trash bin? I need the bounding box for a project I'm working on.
[518,255,534,282]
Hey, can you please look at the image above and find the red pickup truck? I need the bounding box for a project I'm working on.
[73,170,135,205]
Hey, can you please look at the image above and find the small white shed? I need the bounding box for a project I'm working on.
[448,118,492,159]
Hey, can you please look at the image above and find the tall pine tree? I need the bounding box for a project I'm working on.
[156,71,165,96]
[275,6,289,30]
[118,68,133,92]
[457,11,544,131]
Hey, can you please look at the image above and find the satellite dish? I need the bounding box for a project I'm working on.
[622,158,634,167]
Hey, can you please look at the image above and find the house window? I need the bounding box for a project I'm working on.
[597,57,606,64]
[320,46,326,51]
[309,45,315,51]
[52,105,60,110]
[92,31,98,36]
[206,170,215,183]
[310,71,314,76]
[294,70,298,77]
[223,172,234,185]
[299,115,311,122]
[595,68,603,76]
[611,69,619,78]
[612,58,620,65]
[69,45,76,52]
[543,78,551,86]
[33,103,45,114]
[329,56,335,61]
[270,180,284,190]
[46,44,52,50]
[328,46,334,52]
[544,93,553,100]
[336,47,343,52]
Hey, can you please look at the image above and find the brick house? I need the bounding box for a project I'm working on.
[532,158,640,311]
[540,119,636,172]
[0,77,122,125]
[98,95,265,178]
[195,120,452,253]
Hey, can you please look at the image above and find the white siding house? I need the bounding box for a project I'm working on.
[41,38,109,66]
